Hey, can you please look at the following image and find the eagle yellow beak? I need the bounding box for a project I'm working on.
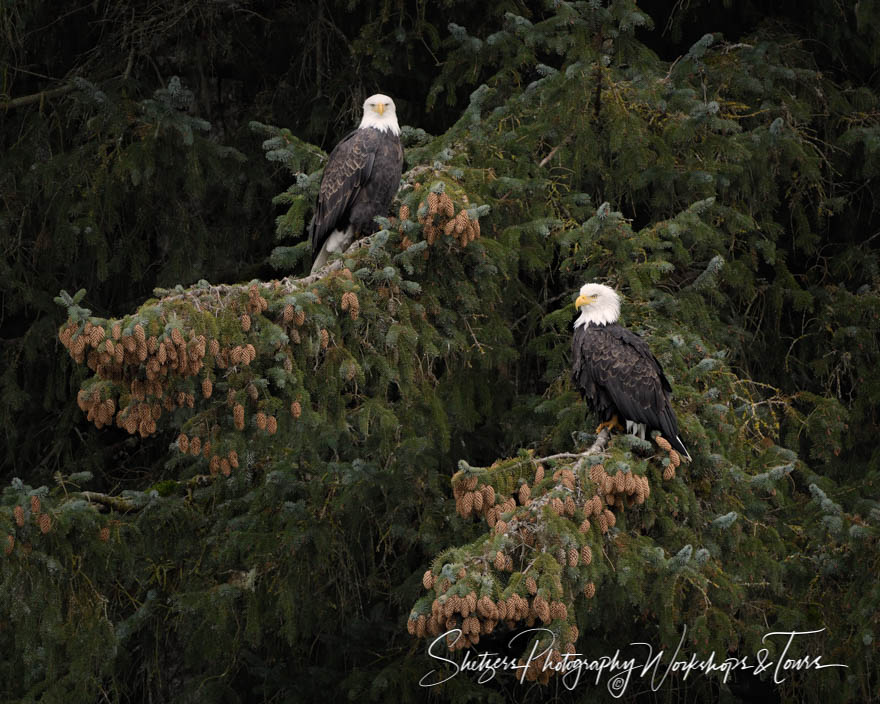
[575,294,594,309]
[376,103,385,115]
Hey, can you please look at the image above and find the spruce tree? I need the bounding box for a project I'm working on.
[2,1,879,703]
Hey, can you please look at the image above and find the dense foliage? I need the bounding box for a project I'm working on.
[2,1,878,702]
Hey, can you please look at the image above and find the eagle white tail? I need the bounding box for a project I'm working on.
[310,226,354,274]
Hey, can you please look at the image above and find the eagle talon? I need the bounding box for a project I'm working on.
[595,415,623,434]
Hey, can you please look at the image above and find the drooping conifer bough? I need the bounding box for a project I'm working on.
[571,283,691,460]
[308,93,404,273]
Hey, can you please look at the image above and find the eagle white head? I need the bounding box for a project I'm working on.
[573,283,621,328]
[359,93,400,136]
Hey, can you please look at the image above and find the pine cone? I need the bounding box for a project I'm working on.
[256,411,267,430]
[535,596,551,623]
[534,464,545,483]
[241,314,251,332]
[472,489,484,512]
[590,464,605,484]
[291,401,302,419]
[220,458,231,476]
[294,310,306,326]
[319,328,329,350]
[568,547,579,567]
[202,377,213,399]
[38,513,51,534]
[14,505,24,527]
[30,496,41,515]
[614,470,626,493]
[584,582,596,599]
[399,204,410,220]
[669,449,681,468]
[564,495,576,516]
[190,436,201,456]
[177,434,189,453]
[494,551,506,571]
[461,492,473,516]
[579,519,591,533]
[518,483,531,504]
[91,325,105,348]
[427,192,440,215]
[4,535,13,555]
[442,193,454,217]
[581,544,592,565]
[422,570,434,590]
[340,292,360,320]
[656,435,672,451]
[481,484,495,506]
[663,465,675,481]
[267,416,277,435]
[526,576,537,595]
[233,404,245,431]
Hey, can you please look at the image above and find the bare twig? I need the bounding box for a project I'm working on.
[538,135,573,168]
[0,84,76,110]
[78,491,138,512]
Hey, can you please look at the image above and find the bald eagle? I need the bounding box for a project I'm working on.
[308,93,404,274]
[571,283,690,460]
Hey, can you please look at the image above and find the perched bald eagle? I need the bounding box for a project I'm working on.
[571,283,690,460]
[308,93,404,274]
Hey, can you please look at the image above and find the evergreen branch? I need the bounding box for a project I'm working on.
[0,84,76,110]
[151,233,378,309]
[477,429,612,475]
[78,491,139,512]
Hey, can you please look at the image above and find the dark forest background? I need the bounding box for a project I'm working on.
[1,1,878,702]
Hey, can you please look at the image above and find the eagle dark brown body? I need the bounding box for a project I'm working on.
[308,94,403,273]
[571,283,690,459]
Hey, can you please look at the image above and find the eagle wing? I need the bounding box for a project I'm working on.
[309,129,379,254]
